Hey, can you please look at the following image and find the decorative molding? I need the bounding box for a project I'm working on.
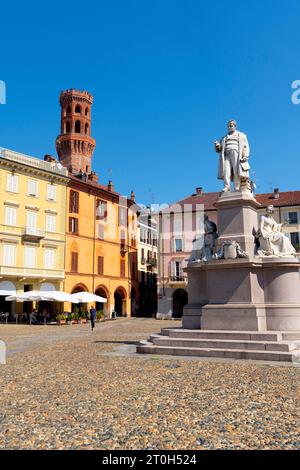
[45,209,58,214]
[25,205,39,211]
[4,201,19,207]
[0,238,19,244]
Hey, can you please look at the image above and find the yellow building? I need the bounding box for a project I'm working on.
[64,175,138,317]
[55,89,138,317]
[0,148,69,317]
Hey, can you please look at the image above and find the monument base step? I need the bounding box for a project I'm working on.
[137,329,300,362]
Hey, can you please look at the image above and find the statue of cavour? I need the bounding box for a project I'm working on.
[214,119,250,192]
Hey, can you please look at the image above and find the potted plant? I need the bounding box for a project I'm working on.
[82,311,88,324]
[73,312,79,324]
[66,313,74,325]
[78,311,87,324]
[96,310,104,322]
[56,314,66,325]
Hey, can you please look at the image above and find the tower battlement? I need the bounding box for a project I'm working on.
[60,89,93,106]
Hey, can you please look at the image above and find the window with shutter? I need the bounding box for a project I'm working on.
[69,217,78,233]
[46,214,56,232]
[5,206,17,226]
[47,184,56,201]
[24,246,36,268]
[7,174,18,193]
[288,212,298,224]
[98,256,104,275]
[26,211,37,228]
[71,252,78,272]
[174,238,183,252]
[173,214,183,235]
[69,191,79,213]
[3,244,16,266]
[44,248,55,269]
[27,179,38,196]
[96,200,108,219]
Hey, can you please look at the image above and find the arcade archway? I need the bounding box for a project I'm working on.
[114,287,127,317]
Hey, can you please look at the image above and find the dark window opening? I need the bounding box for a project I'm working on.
[75,120,81,133]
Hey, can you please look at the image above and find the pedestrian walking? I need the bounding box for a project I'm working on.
[90,305,97,332]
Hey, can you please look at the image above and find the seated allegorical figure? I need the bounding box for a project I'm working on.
[256,205,296,257]
[189,215,218,262]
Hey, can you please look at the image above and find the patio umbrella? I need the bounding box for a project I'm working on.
[6,290,79,303]
[5,291,50,302]
[70,292,107,303]
[0,290,17,296]
[41,291,79,303]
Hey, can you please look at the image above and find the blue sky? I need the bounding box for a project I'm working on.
[1,0,300,206]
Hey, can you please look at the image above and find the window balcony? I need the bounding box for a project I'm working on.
[170,275,187,283]
[147,258,157,270]
[22,227,45,241]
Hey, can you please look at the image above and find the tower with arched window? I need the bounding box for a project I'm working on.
[56,89,96,174]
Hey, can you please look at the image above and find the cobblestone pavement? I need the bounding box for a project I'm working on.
[1,318,300,450]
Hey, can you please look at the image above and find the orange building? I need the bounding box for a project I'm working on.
[56,89,138,316]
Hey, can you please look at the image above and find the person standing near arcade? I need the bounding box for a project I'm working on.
[90,305,97,332]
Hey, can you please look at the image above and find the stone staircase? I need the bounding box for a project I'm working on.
[136,328,300,362]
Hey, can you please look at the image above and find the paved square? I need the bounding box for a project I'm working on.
[1,318,300,449]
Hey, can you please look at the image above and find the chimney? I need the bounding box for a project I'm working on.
[107,180,114,192]
[130,190,135,202]
[273,188,280,200]
[88,171,99,183]
[196,187,203,196]
[44,154,56,163]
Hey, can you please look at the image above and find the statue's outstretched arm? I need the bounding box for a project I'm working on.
[214,139,222,153]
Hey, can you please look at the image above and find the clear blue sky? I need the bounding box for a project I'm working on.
[1,0,300,206]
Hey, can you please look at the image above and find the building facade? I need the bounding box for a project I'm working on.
[157,187,300,318]
[0,147,69,317]
[136,210,158,316]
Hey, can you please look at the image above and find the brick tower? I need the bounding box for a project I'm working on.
[56,89,96,174]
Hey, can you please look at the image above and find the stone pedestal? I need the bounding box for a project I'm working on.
[215,190,261,258]
[182,190,300,332]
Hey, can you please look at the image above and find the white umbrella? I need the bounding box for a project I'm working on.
[6,290,79,303]
[5,291,49,302]
[71,292,107,303]
[0,290,17,296]
[41,291,79,303]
